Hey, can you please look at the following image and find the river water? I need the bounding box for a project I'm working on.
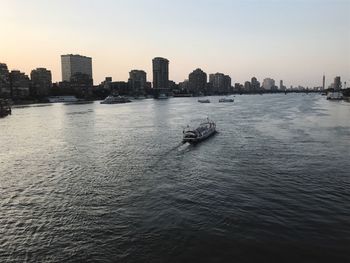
[1,94,350,262]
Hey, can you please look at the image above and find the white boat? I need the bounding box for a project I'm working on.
[48,96,79,103]
[198,99,210,103]
[219,97,234,103]
[183,118,216,144]
[327,91,343,100]
[100,95,131,104]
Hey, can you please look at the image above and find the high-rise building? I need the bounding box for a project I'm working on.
[334,76,341,90]
[322,74,325,90]
[9,70,30,99]
[251,77,260,91]
[128,70,147,95]
[209,73,231,94]
[152,57,169,90]
[188,68,207,95]
[279,80,286,91]
[30,68,52,96]
[262,78,275,90]
[0,63,10,96]
[61,54,93,82]
[244,81,251,91]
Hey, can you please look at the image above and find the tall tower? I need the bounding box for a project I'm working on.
[152,57,169,90]
[61,54,93,82]
[322,74,325,90]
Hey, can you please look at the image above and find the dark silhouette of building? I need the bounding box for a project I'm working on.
[177,80,190,94]
[322,74,325,90]
[0,63,10,97]
[69,72,93,98]
[110,81,129,95]
[168,80,178,91]
[9,70,30,99]
[152,57,169,90]
[251,77,260,91]
[30,68,52,97]
[188,68,207,95]
[209,73,231,94]
[279,80,286,91]
[244,81,251,91]
[334,76,341,90]
[128,70,147,95]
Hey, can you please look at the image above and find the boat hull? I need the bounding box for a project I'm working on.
[183,128,216,144]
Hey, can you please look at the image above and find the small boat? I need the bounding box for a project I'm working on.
[157,93,169,99]
[48,96,79,103]
[0,99,11,118]
[198,99,210,103]
[327,91,343,100]
[64,100,94,105]
[183,118,216,144]
[100,95,131,104]
[219,97,234,103]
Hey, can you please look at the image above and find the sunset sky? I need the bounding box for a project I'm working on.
[1,0,349,87]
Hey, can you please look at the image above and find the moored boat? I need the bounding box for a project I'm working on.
[183,118,216,144]
[100,95,131,104]
[48,96,79,103]
[157,93,169,99]
[219,97,234,103]
[327,91,343,100]
[0,99,11,118]
[198,99,210,103]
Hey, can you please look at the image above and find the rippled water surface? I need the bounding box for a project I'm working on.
[1,94,350,262]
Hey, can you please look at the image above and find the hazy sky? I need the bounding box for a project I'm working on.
[1,0,350,87]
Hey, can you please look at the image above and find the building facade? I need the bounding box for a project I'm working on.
[0,63,10,97]
[322,74,325,90]
[61,54,93,82]
[128,70,147,95]
[9,70,30,99]
[188,68,207,95]
[152,57,169,90]
[334,76,341,90]
[251,77,261,91]
[279,80,286,91]
[262,78,275,90]
[209,73,231,94]
[30,68,52,96]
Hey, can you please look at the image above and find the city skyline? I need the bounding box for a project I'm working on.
[1,0,349,87]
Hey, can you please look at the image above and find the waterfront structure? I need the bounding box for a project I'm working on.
[0,63,10,97]
[322,74,325,90]
[61,54,93,82]
[178,80,190,93]
[209,73,231,94]
[244,81,251,91]
[262,78,275,90]
[251,77,260,91]
[110,81,129,95]
[128,70,147,95]
[9,70,30,99]
[152,57,169,90]
[69,72,93,97]
[188,68,207,95]
[30,68,52,96]
[168,80,178,91]
[279,80,286,91]
[334,76,341,90]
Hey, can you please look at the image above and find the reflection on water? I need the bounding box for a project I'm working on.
[1,94,350,262]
